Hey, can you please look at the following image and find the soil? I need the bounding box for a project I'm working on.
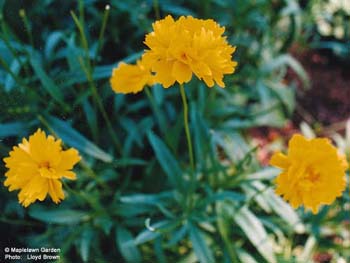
[291,47,350,126]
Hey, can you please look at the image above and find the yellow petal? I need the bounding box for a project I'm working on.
[269,152,289,169]
[61,171,77,180]
[56,148,81,171]
[172,61,192,84]
[48,179,64,203]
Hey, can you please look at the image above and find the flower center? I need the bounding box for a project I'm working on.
[38,161,60,179]
[39,161,51,169]
[298,167,320,191]
[306,167,320,182]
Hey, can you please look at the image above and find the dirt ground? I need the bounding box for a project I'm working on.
[293,48,350,126]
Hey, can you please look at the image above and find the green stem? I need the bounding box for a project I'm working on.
[71,10,90,69]
[78,57,122,153]
[153,0,160,20]
[179,84,194,171]
[94,4,110,66]
[71,10,122,153]
[19,9,34,47]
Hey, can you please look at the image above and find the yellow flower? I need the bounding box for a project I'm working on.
[143,15,237,88]
[270,134,348,214]
[3,129,81,207]
[110,15,237,93]
[110,59,154,94]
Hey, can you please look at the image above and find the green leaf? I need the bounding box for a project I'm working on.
[167,224,188,246]
[251,181,304,233]
[147,131,183,189]
[134,220,176,245]
[120,191,174,206]
[300,122,316,139]
[205,191,246,204]
[120,117,153,155]
[154,237,167,263]
[113,158,147,167]
[5,59,20,91]
[60,52,143,87]
[44,31,64,58]
[80,227,94,262]
[134,228,161,245]
[116,226,142,263]
[94,215,114,235]
[268,81,296,115]
[188,223,214,263]
[0,122,27,138]
[29,207,89,224]
[216,202,240,262]
[116,204,155,217]
[160,3,195,16]
[82,99,98,140]
[47,116,113,163]
[299,235,317,262]
[213,131,251,162]
[220,119,256,129]
[313,41,350,57]
[191,103,208,169]
[262,54,310,89]
[233,207,276,263]
[244,168,280,181]
[237,248,259,263]
[242,184,271,212]
[29,55,68,108]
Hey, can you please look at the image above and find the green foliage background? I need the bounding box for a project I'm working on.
[0,0,349,262]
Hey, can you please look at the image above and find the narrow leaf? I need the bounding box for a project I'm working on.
[188,223,214,263]
[233,207,276,263]
[80,227,94,262]
[0,122,27,138]
[120,191,174,205]
[30,55,67,108]
[116,226,142,263]
[29,207,89,224]
[47,116,113,162]
[147,131,183,189]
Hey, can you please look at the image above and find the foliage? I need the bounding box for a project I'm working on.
[0,0,348,263]
[303,0,350,60]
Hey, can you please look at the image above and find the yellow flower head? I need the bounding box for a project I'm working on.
[3,129,81,207]
[110,15,237,94]
[110,59,154,94]
[143,15,237,88]
[270,134,348,214]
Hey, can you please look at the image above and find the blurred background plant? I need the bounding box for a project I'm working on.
[307,0,350,59]
[0,0,348,262]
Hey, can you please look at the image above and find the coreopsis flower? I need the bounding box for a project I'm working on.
[270,134,348,214]
[3,129,81,207]
[110,15,237,94]
[143,15,237,88]
[110,59,154,94]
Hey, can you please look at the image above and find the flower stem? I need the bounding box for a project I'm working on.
[78,57,122,153]
[94,4,110,68]
[153,0,160,20]
[179,84,194,171]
